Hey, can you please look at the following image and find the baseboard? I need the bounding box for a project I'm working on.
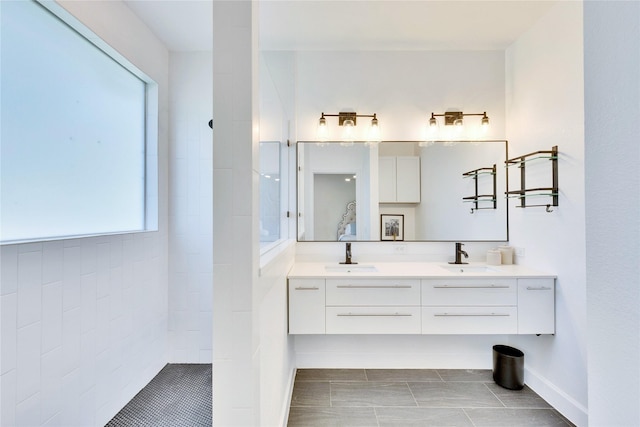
[525,366,588,426]
[279,367,297,427]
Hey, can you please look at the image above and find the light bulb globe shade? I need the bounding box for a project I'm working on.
[317,116,328,141]
[429,117,438,127]
[368,117,381,143]
[342,119,355,142]
[481,116,490,127]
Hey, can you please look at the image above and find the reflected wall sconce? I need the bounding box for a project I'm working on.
[429,111,489,128]
[317,111,380,144]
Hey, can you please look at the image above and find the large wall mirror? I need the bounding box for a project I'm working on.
[297,140,508,242]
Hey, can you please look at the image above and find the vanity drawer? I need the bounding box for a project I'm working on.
[326,306,421,334]
[326,279,420,306]
[421,306,517,334]
[422,278,517,306]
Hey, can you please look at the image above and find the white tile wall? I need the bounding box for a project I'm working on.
[41,282,63,354]
[168,51,213,363]
[212,1,259,424]
[1,233,169,427]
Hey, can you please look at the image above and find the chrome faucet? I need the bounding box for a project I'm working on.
[340,242,357,265]
[449,242,469,265]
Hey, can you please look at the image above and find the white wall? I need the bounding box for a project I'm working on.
[168,52,213,363]
[584,2,640,426]
[256,245,296,426]
[0,1,170,426]
[505,2,586,425]
[295,51,506,141]
[212,2,260,425]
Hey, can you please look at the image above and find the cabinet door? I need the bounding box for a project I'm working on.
[517,278,555,334]
[379,157,396,202]
[289,279,325,334]
[396,156,421,203]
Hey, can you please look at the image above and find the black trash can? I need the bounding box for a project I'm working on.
[493,345,524,390]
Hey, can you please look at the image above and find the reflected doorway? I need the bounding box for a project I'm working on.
[313,173,356,241]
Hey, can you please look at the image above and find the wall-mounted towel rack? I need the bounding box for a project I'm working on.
[462,164,497,214]
[505,146,558,212]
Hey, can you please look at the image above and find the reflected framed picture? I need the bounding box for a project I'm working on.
[380,214,404,241]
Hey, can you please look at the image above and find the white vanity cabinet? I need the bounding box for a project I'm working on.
[421,278,518,334]
[379,156,421,203]
[287,263,556,336]
[288,279,325,334]
[517,278,555,334]
[325,279,421,334]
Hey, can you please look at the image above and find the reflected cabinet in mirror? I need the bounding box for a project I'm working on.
[297,140,508,242]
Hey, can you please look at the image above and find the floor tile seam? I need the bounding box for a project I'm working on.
[329,404,511,409]
[407,380,495,387]
[461,408,479,427]
[482,382,508,408]
[404,380,420,408]
[413,404,507,409]
[499,404,555,409]
[372,406,381,427]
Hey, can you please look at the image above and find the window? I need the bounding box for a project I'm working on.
[259,141,283,249]
[0,0,158,243]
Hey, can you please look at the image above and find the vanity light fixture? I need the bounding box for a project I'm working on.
[317,111,380,145]
[429,111,490,128]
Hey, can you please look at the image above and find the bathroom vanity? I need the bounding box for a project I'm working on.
[288,262,555,335]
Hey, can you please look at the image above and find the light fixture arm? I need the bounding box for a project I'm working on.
[320,111,378,126]
[429,110,490,126]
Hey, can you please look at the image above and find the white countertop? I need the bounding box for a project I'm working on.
[288,262,556,279]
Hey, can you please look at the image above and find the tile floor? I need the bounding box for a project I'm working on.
[287,369,574,427]
[105,364,212,427]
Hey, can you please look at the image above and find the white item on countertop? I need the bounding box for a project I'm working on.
[499,245,514,265]
[487,249,502,266]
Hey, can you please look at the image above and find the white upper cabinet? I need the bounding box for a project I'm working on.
[379,156,421,203]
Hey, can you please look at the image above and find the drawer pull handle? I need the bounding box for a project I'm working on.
[337,285,413,289]
[337,313,413,317]
[433,285,509,289]
[526,286,552,291]
[294,287,319,290]
[434,313,510,317]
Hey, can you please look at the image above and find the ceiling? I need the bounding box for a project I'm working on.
[124,0,557,52]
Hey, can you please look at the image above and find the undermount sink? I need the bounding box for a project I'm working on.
[440,265,500,274]
[325,264,378,273]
